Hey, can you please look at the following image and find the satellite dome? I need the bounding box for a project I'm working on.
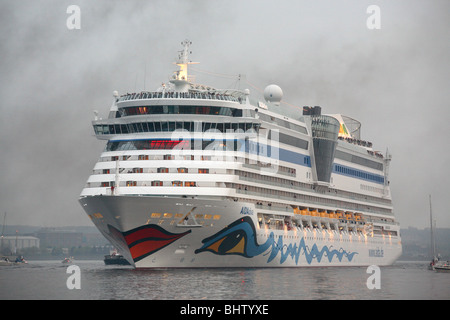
[264,84,283,105]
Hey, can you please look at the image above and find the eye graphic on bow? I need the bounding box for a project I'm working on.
[195,216,271,257]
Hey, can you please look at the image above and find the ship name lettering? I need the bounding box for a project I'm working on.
[240,207,254,216]
[368,248,384,257]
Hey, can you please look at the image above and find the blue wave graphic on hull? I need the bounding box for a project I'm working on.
[195,217,358,264]
[267,236,358,264]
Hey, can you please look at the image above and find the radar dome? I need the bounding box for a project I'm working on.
[264,84,283,106]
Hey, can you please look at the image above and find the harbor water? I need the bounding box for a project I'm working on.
[1,260,448,301]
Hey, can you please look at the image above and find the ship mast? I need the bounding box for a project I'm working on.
[170,39,197,92]
[429,194,437,261]
[1,212,5,253]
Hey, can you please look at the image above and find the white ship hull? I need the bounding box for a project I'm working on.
[79,41,402,269]
[80,195,401,268]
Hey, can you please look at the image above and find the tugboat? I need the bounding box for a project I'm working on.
[104,251,131,266]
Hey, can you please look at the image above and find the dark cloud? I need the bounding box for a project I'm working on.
[0,0,449,228]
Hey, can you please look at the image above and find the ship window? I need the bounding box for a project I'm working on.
[269,131,308,150]
[198,168,209,174]
[119,105,241,117]
[151,106,164,113]
[184,181,196,187]
[151,213,161,218]
[103,120,259,134]
[126,181,137,186]
[178,168,188,173]
[106,139,190,151]
[203,122,211,131]
[335,150,383,170]
[232,109,242,117]
[157,167,169,173]
[168,105,179,114]
[151,181,163,186]
[213,215,221,220]
[172,181,182,186]
[163,213,173,218]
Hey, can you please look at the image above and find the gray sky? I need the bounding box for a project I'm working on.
[0,0,449,229]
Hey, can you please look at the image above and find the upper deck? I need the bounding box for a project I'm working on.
[117,89,246,104]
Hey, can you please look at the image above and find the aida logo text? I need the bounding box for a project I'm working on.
[240,207,254,216]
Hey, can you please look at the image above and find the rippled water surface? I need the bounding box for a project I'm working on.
[0,260,449,300]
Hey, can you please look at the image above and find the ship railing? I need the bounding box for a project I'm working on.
[241,163,296,178]
[118,91,243,103]
[237,188,394,217]
[237,175,393,207]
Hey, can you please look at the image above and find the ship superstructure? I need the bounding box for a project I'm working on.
[79,40,402,268]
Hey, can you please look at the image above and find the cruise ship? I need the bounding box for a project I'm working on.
[79,40,402,268]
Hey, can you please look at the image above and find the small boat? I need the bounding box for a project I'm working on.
[427,195,441,271]
[0,256,13,266]
[434,261,450,273]
[14,255,27,264]
[427,196,449,273]
[104,252,131,265]
[61,257,73,264]
[0,255,27,266]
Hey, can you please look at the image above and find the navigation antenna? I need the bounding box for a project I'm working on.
[170,40,198,92]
